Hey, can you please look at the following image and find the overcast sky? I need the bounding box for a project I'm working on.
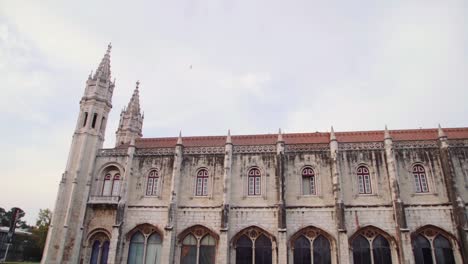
[0,0,467,225]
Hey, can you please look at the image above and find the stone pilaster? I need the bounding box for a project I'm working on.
[276,129,287,264]
[437,126,468,262]
[219,131,233,264]
[383,126,409,263]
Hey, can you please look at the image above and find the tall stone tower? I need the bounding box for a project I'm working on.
[115,81,143,146]
[42,44,115,264]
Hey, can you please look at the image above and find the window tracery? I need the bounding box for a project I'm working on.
[412,164,429,193]
[179,225,218,264]
[357,165,372,194]
[127,224,163,264]
[412,226,456,264]
[146,169,160,196]
[290,226,332,264]
[195,169,209,196]
[351,227,392,264]
[302,167,316,195]
[248,168,261,196]
[234,226,274,264]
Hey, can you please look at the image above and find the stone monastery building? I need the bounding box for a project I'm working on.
[42,45,468,264]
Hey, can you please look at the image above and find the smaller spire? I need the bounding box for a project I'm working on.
[277,128,284,142]
[330,126,336,141]
[384,125,392,139]
[177,130,183,145]
[107,42,112,54]
[438,124,447,139]
[226,129,232,144]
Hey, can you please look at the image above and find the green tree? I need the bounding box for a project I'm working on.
[32,208,51,249]
[0,207,27,228]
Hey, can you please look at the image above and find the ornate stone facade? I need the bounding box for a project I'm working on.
[43,47,468,264]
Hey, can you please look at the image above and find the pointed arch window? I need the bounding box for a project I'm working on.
[412,164,429,193]
[248,168,261,196]
[146,170,160,196]
[196,169,209,196]
[302,167,316,195]
[291,227,331,264]
[352,229,392,264]
[127,231,162,264]
[234,227,273,264]
[413,227,456,264]
[357,166,372,194]
[179,226,217,264]
[88,232,110,264]
[111,174,121,196]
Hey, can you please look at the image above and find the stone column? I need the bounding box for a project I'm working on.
[109,139,136,264]
[276,129,287,264]
[329,127,349,263]
[383,126,410,264]
[219,130,233,264]
[437,126,468,262]
[161,133,184,263]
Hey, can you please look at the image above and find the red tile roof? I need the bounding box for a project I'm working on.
[126,127,468,149]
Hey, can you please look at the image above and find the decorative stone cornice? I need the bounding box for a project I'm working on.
[233,145,276,154]
[97,148,128,157]
[183,146,225,155]
[339,142,384,151]
[285,144,329,152]
[135,148,174,156]
[393,140,438,149]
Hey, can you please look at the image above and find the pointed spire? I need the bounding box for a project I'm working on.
[438,124,447,139]
[226,129,232,144]
[277,128,284,142]
[384,125,392,140]
[127,81,141,115]
[93,43,112,81]
[177,130,183,145]
[330,126,336,141]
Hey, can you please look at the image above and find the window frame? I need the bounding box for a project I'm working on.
[127,230,162,264]
[301,167,317,196]
[248,168,262,196]
[351,228,392,264]
[357,165,372,194]
[195,169,209,197]
[412,164,429,193]
[178,225,218,264]
[146,169,161,197]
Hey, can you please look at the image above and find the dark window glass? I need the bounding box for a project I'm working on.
[199,235,216,264]
[255,235,272,264]
[90,240,100,264]
[413,235,433,264]
[352,235,371,264]
[434,235,455,264]
[181,234,197,264]
[83,112,88,127]
[372,235,392,264]
[100,241,109,264]
[236,235,253,264]
[128,232,145,264]
[313,235,331,264]
[146,233,161,264]
[92,113,98,128]
[294,236,311,264]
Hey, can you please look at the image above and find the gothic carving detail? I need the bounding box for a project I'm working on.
[448,139,468,148]
[135,148,174,156]
[285,144,329,152]
[394,140,438,149]
[233,145,276,154]
[183,146,225,155]
[339,142,384,150]
[98,148,128,157]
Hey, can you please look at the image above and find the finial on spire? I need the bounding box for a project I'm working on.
[438,124,447,139]
[330,126,336,141]
[136,80,140,89]
[177,130,183,145]
[384,125,391,140]
[277,128,284,142]
[107,42,112,54]
[226,129,232,144]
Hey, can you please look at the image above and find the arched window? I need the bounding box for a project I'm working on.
[413,227,456,264]
[234,227,273,264]
[102,174,112,196]
[101,166,121,197]
[146,170,160,196]
[111,174,121,196]
[291,227,331,264]
[248,168,261,196]
[88,232,110,264]
[357,166,372,194]
[127,231,162,264]
[412,164,429,193]
[302,167,316,195]
[179,226,217,264]
[196,169,209,196]
[351,228,392,264]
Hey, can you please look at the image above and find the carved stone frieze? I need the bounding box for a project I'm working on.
[285,144,329,152]
[135,148,174,156]
[448,139,468,148]
[394,140,438,149]
[183,146,224,155]
[97,148,128,157]
[233,145,276,154]
[339,142,384,151]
